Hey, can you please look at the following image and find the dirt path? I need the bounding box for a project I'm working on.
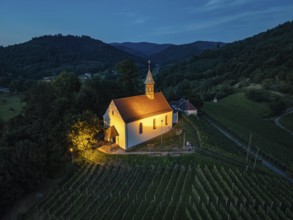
[274,107,293,136]
[204,117,293,183]
[98,145,194,156]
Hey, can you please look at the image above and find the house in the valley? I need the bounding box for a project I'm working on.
[0,87,10,93]
[79,73,92,81]
[103,62,173,150]
[171,98,197,116]
[213,96,218,103]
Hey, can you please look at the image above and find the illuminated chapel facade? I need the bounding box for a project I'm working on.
[103,62,173,150]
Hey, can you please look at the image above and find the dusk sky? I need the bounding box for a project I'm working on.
[1,0,293,46]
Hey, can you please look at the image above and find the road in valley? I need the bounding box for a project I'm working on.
[204,117,293,183]
[274,107,293,136]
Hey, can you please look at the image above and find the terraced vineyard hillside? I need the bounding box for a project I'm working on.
[203,93,293,172]
[26,162,292,219]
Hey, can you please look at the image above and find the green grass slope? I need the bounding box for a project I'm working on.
[216,92,273,116]
[203,93,293,170]
[0,94,24,121]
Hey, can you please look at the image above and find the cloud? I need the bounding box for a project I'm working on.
[204,5,293,29]
[204,0,249,11]
[148,4,293,38]
[189,0,253,13]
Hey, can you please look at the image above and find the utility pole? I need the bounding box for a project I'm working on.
[182,129,186,149]
[253,148,259,170]
[69,148,73,164]
[246,133,252,163]
[161,120,163,149]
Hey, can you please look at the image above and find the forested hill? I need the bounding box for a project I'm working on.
[157,21,293,100]
[0,35,142,79]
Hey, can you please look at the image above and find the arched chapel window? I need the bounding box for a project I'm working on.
[139,123,143,134]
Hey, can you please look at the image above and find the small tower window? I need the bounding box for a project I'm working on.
[139,123,143,134]
[165,115,168,125]
[112,110,114,116]
[153,118,156,129]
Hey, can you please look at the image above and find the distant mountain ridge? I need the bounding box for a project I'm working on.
[150,41,226,65]
[111,41,226,64]
[110,42,173,58]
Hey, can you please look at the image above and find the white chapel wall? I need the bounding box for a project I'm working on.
[126,111,173,149]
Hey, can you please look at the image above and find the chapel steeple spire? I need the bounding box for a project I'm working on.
[144,60,155,99]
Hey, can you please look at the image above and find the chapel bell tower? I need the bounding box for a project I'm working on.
[144,60,155,99]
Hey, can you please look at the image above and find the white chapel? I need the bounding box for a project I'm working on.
[103,62,173,150]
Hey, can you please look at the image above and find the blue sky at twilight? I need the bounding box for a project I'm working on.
[0,0,293,46]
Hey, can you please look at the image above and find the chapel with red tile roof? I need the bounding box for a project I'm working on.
[103,61,173,150]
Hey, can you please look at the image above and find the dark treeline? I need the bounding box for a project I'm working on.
[0,60,141,216]
[157,21,293,101]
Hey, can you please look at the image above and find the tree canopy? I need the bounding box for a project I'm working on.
[115,59,140,96]
[68,111,102,151]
